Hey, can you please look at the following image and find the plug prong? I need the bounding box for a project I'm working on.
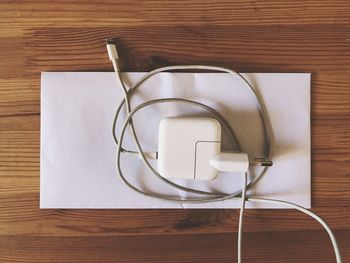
[251,158,273,167]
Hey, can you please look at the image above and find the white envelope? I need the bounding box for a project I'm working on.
[40,72,310,209]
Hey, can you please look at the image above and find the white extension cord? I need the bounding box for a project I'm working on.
[106,39,342,263]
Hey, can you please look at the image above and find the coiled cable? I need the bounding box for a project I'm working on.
[106,41,341,263]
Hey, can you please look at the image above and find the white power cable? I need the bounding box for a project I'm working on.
[246,197,342,263]
[238,173,248,263]
[106,40,342,263]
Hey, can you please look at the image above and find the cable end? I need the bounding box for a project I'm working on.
[105,38,116,45]
[105,38,119,61]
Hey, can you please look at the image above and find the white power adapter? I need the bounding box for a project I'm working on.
[158,117,250,180]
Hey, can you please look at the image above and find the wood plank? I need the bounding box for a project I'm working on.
[1,1,350,27]
[0,231,348,262]
[21,25,350,74]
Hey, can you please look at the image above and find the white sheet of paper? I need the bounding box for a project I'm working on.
[40,72,310,209]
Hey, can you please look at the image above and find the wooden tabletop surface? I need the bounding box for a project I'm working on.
[0,1,349,262]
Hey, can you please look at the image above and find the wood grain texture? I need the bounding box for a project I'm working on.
[0,231,349,263]
[0,1,349,262]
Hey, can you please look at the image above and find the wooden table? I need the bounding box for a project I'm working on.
[0,1,349,262]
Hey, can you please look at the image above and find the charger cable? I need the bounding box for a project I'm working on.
[106,39,342,263]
